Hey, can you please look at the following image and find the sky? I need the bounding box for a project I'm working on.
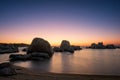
[0,0,120,46]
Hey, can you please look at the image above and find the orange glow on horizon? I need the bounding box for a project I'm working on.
[0,38,120,46]
[0,24,120,46]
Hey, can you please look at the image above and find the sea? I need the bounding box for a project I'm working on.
[0,47,120,75]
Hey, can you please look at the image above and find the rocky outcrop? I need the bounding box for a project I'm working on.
[60,40,74,53]
[106,44,116,49]
[0,44,19,54]
[0,62,16,76]
[88,42,116,49]
[60,40,71,51]
[27,38,53,57]
[9,38,54,61]
[71,46,82,50]
[53,40,82,53]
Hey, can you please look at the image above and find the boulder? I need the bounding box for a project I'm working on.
[60,40,74,53]
[60,40,70,51]
[27,38,53,58]
[0,62,16,76]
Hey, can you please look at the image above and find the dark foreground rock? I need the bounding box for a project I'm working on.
[0,62,16,76]
[0,44,19,54]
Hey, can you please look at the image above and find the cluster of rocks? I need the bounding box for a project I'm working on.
[53,40,82,53]
[0,43,19,54]
[22,48,28,52]
[13,43,29,47]
[9,38,54,61]
[87,42,116,49]
[0,62,16,76]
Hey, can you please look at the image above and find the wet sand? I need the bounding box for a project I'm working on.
[0,65,120,80]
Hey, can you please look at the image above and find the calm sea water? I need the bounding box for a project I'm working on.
[0,47,120,75]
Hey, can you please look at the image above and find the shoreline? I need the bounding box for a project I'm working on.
[0,65,120,80]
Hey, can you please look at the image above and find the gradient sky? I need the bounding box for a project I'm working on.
[0,0,120,46]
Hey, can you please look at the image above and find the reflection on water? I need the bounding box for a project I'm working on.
[0,48,120,75]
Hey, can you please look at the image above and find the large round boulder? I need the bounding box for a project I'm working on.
[0,62,16,76]
[27,38,53,58]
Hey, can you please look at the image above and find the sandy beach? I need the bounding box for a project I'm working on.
[0,65,120,80]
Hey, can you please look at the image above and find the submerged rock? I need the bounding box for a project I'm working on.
[9,53,50,61]
[53,47,62,52]
[0,62,16,76]
[9,54,30,61]
[27,37,53,58]
[71,46,82,50]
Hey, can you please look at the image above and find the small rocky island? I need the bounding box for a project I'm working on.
[53,40,82,53]
[87,42,116,49]
[0,43,19,54]
[9,37,54,61]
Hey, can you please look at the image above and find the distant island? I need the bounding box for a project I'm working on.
[87,42,120,49]
[0,43,29,53]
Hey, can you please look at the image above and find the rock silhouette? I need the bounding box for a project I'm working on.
[27,38,53,57]
[88,42,116,49]
[53,40,82,53]
[9,37,54,61]
[60,40,71,51]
